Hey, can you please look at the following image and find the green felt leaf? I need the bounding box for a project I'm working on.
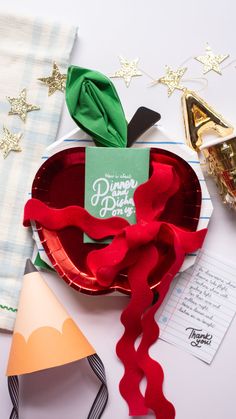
[66,66,127,148]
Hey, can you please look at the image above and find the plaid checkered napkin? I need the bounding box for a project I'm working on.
[0,13,77,331]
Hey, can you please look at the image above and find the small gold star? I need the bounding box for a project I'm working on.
[0,126,22,159]
[156,66,187,96]
[110,56,142,87]
[195,44,229,75]
[7,89,40,123]
[38,62,67,95]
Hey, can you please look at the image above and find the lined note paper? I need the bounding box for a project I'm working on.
[158,250,236,363]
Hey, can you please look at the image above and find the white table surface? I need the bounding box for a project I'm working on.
[1,1,236,418]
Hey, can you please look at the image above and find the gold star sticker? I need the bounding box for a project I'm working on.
[0,126,22,159]
[110,56,142,87]
[7,89,40,123]
[156,66,187,96]
[195,44,229,75]
[38,62,67,95]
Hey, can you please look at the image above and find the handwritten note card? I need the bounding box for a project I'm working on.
[158,250,236,363]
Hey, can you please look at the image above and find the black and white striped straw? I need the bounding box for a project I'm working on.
[8,376,19,419]
[87,354,109,419]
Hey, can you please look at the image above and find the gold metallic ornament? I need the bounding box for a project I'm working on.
[154,66,187,97]
[7,89,40,123]
[110,56,142,87]
[200,134,236,209]
[38,62,67,96]
[182,89,233,151]
[195,44,229,75]
[0,126,22,159]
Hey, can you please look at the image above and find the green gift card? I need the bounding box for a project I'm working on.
[84,147,150,243]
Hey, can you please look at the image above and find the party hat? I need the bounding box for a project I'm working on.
[7,259,108,419]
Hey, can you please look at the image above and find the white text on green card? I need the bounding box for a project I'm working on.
[84,147,150,243]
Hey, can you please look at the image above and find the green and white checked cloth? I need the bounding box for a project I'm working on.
[0,13,77,331]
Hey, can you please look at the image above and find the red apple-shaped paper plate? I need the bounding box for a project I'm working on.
[31,146,201,295]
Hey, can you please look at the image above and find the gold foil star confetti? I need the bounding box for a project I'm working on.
[110,56,142,87]
[7,89,40,123]
[195,44,229,75]
[38,62,67,95]
[0,126,22,159]
[155,66,187,97]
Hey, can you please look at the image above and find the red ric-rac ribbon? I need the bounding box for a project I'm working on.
[23,161,207,419]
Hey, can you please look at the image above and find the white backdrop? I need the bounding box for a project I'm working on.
[1,1,236,418]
